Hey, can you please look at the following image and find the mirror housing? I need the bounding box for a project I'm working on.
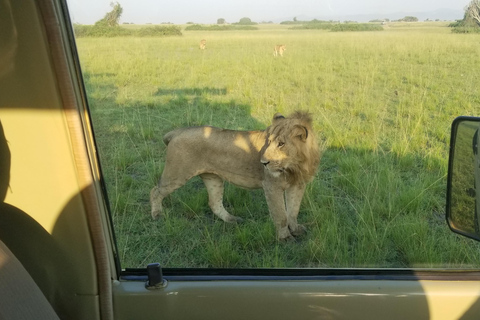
[446,116,480,241]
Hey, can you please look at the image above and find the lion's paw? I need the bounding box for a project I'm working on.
[151,210,163,220]
[289,224,307,237]
[224,215,243,223]
[277,228,294,241]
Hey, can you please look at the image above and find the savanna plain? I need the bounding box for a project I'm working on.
[75,22,480,268]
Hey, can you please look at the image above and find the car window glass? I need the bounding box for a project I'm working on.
[67,0,480,269]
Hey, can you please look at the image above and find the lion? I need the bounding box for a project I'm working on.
[273,44,286,57]
[199,39,206,50]
[150,111,320,240]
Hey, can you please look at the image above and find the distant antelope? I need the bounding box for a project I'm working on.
[273,44,286,57]
[199,39,206,50]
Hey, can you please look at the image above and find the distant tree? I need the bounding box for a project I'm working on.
[466,0,480,26]
[238,17,254,25]
[293,17,297,22]
[95,1,123,27]
[217,18,226,24]
[402,16,418,22]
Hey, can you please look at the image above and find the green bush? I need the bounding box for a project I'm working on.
[72,24,182,37]
[449,18,480,33]
[451,26,480,33]
[235,17,257,25]
[137,26,182,36]
[448,20,464,28]
[184,24,205,30]
[184,24,257,31]
[73,24,129,37]
[330,23,384,32]
[290,23,336,30]
[280,20,302,25]
[290,22,382,32]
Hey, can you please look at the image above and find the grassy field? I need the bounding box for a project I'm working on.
[75,23,480,269]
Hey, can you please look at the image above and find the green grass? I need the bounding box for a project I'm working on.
[76,23,480,268]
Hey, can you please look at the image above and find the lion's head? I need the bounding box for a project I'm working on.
[261,111,320,184]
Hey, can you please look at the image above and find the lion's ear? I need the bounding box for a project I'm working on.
[273,113,285,121]
[292,125,308,142]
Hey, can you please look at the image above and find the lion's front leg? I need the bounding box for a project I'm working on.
[285,183,307,237]
[263,180,292,240]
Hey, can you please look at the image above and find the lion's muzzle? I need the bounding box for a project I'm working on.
[261,158,285,177]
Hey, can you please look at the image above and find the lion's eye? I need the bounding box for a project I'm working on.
[278,142,285,148]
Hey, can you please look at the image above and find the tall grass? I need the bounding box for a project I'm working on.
[76,23,480,268]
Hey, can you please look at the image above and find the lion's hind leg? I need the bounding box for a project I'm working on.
[150,172,193,219]
[200,173,242,223]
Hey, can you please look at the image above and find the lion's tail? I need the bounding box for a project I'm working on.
[162,128,185,145]
[162,130,177,145]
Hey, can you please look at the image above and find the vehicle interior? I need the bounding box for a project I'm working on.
[1,0,480,319]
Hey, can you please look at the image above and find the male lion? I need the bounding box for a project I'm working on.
[150,111,320,240]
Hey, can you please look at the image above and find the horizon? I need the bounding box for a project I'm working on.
[67,0,468,25]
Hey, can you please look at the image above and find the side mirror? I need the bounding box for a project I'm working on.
[446,116,480,241]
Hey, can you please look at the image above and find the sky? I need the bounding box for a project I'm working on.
[67,0,470,25]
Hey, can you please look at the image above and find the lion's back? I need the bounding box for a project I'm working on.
[161,126,266,188]
[162,127,214,146]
